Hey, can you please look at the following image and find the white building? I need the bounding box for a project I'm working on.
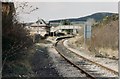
[25,19,50,37]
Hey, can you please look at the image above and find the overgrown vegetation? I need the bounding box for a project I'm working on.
[91,14,118,50]
[2,2,34,77]
[73,14,119,59]
[88,14,118,59]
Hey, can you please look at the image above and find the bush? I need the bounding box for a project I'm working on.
[2,2,33,64]
[90,14,118,51]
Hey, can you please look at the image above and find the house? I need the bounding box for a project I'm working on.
[26,19,50,37]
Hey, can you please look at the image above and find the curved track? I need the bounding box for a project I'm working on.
[55,39,118,79]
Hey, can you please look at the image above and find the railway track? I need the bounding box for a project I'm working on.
[55,39,119,79]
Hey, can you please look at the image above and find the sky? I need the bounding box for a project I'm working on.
[14,2,118,23]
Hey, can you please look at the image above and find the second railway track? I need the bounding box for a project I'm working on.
[55,39,119,79]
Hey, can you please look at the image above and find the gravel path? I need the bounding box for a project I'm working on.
[31,38,88,78]
[31,43,59,77]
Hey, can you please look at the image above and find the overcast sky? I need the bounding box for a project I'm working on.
[15,2,118,22]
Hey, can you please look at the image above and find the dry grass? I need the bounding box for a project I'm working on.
[92,21,118,50]
[69,15,119,59]
[90,20,118,52]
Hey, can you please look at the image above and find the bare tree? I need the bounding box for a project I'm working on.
[2,2,39,72]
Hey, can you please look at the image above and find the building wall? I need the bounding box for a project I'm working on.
[28,26,49,37]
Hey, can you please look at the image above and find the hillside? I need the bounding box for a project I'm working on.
[91,14,118,55]
[49,12,115,23]
[68,14,119,59]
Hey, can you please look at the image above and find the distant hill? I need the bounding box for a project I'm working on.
[49,12,116,23]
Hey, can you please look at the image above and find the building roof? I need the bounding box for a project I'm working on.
[31,19,48,27]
